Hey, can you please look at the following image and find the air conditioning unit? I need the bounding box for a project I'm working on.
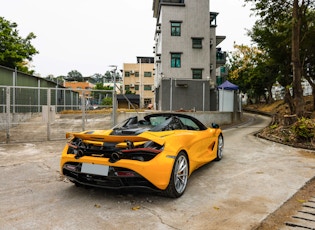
[130,70,135,75]
[130,84,135,87]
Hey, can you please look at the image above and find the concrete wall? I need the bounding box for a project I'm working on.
[116,110,241,128]
[0,113,34,130]
[0,111,240,129]
[159,78,211,111]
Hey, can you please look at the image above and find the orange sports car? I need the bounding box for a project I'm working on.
[60,113,223,198]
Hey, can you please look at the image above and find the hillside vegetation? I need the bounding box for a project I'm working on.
[244,96,315,150]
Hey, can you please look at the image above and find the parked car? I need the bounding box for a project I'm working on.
[60,113,224,197]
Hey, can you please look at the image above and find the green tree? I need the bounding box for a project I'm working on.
[244,0,315,116]
[104,71,112,83]
[103,70,122,83]
[227,44,278,103]
[248,9,294,109]
[0,17,38,73]
[90,73,103,84]
[92,83,113,105]
[302,9,315,110]
[65,70,83,82]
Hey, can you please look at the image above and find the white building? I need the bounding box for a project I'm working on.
[152,0,226,111]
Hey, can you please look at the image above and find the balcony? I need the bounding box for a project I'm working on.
[216,49,226,65]
[210,12,218,27]
[153,0,185,18]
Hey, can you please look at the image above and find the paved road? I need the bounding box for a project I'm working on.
[0,113,314,230]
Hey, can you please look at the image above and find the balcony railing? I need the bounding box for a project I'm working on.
[216,51,226,65]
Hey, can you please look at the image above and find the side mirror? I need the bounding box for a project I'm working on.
[211,123,219,129]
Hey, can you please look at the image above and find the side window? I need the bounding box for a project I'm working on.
[192,38,203,49]
[171,53,181,68]
[192,69,202,79]
[144,72,152,77]
[125,72,130,77]
[171,22,181,36]
[144,85,152,91]
[179,117,200,130]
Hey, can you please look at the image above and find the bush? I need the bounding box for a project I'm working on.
[101,97,112,106]
[292,117,315,141]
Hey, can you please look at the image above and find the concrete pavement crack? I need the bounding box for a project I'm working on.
[142,205,180,230]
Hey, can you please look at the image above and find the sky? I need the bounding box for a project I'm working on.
[0,0,256,77]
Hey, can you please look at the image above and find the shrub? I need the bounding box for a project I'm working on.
[292,117,315,141]
[270,124,278,129]
[101,97,112,106]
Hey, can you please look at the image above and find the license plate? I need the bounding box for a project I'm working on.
[81,163,109,176]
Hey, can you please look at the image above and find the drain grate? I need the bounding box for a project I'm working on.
[285,198,315,229]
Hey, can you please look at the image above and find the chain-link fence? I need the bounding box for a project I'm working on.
[0,86,116,143]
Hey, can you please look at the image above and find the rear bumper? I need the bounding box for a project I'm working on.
[62,162,158,190]
[60,145,175,190]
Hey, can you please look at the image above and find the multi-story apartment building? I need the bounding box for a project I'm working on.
[152,0,226,111]
[123,57,155,109]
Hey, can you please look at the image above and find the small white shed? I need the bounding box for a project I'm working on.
[218,80,239,112]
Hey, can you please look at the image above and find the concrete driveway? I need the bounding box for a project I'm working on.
[0,113,314,230]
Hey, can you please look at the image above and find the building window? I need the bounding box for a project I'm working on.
[125,85,130,91]
[144,72,152,77]
[135,85,139,90]
[171,53,181,68]
[192,69,202,79]
[125,72,130,77]
[144,85,152,91]
[192,38,203,49]
[144,98,152,108]
[171,22,181,36]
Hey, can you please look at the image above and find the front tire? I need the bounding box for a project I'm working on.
[215,134,224,161]
[163,152,189,198]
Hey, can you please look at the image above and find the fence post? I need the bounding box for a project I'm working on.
[38,79,41,112]
[112,88,117,127]
[6,87,10,143]
[12,71,16,113]
[81,91,86,131]
[47,88,51,141]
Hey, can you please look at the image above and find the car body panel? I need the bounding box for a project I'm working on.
[60,113,223,193]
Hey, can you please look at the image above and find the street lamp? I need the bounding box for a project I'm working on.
[139,59,142,109]
[109,65,117,126]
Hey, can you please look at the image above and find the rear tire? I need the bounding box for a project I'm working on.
[163,152,189,198]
